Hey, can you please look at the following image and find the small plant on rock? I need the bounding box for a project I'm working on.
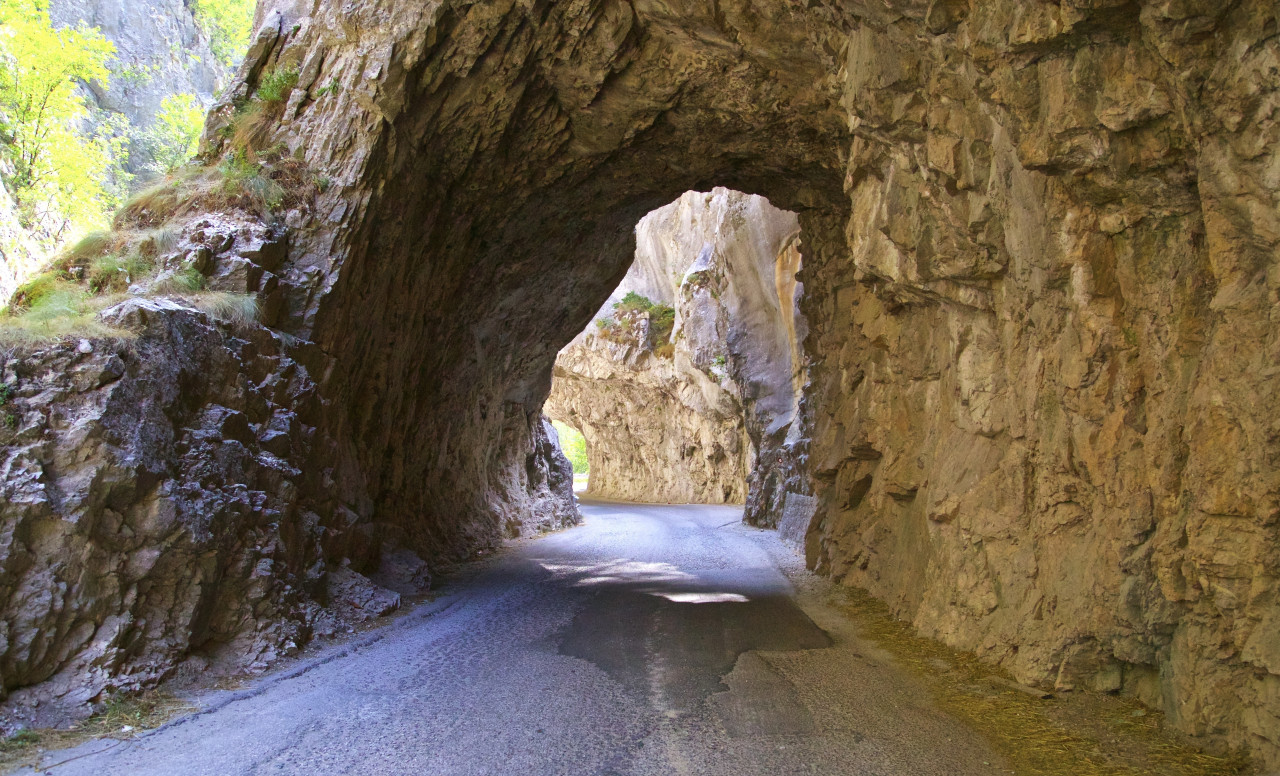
[603,292,677,355]
[256,67,299,105]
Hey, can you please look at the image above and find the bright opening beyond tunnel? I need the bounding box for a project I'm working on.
[544,188,807,509]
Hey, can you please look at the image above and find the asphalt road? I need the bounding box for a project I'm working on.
[28,500,1006,776]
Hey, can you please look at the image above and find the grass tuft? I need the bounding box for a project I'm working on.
[256,67,298,105]
[167,267,207,293]
[0,288,131,348]
[0,691,195,773]
[190,292,258,324]
[4,64,315,348]
[62,231,115,265]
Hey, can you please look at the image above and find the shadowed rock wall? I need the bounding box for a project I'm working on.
[1,0,1277,766]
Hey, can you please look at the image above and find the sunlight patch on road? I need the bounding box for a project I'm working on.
[652,592,748,604]
[539,559,694,586]
[537,559,751,603]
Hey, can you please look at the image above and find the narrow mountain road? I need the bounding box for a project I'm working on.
[30,500,1005,776]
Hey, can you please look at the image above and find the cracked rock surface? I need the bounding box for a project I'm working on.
[0,0,1277,767]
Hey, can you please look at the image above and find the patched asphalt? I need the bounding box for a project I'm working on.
[25,499,1006,776]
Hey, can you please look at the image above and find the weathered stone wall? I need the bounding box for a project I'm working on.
[0,206,577,725]
[1,0,1277,766]
[0,299,345,718]
[545,189,802,505]
[796,3,1280,765]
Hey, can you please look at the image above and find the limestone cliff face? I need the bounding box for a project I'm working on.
[545,189,802,505]
[0,203,577,724]
[1,0,1278,766]
[49,0,227,177]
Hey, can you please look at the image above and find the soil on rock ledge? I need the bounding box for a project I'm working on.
[1,0,1278,769]
[545,189,805,507]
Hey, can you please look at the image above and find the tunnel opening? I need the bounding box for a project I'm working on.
[549,419,590,493]
[543,188,810,510]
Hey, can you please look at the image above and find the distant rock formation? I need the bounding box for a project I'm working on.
[49,0,227,178]
[545,189,804,506]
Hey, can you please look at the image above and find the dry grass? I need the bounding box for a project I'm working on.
[0,691,195,773]
[0,288,257,349]
[0,286,132,348]
[832,587,1251,776]
[188,291,259,325]
[113,149,315,230]
[2,68,305,344]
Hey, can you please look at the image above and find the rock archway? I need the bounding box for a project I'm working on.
[2,0,1277,766]
[232,0,852,560]
[229,2,1278,761]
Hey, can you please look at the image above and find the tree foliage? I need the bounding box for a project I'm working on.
[552,421,589,474]
[0,0,117,237]
[144,93,204,175]
[192,0,256,70]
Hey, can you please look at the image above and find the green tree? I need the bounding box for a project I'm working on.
[192,0,256,70]
[552,421,589,474]
[144,93,204,174]
[0,0,117,238]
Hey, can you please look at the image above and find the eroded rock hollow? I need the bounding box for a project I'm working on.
[544,189,805,505]
[1,0,1278,767]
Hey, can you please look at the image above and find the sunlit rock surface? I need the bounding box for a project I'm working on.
[545,189,803,505]
[0,0,1277,766]
[49,0,227,177]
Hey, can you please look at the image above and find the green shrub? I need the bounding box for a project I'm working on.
[144,93,205,175]
[191,0,255,69]
[0,0,120,236]
[649,303,675,348]
[551,421,589,474]
[608,292,676,352]
[256,67,298,105]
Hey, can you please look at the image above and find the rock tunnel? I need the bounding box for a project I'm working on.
[267,0,852,560]
[1,0,1278,767]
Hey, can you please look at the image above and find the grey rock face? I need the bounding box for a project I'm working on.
[49,0,226,177]
[545,189,804,506]
[0,299,330,722]
[198,2,1280,766]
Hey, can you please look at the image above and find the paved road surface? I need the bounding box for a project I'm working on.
[27,500,1005,775]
